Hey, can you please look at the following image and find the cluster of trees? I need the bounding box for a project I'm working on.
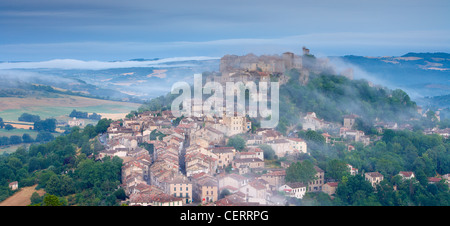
[69,110,102,120]
[0,117,20,131]
[0,132,55,147]
[34,118,56,132]
[0,133,35,146]
[226,135,246,151]
[276,70,419,134]
[284,128,450,206]
[149,129,167,141]
[285,160,317,184]
[18,113,41,123]
[0,118,121,205]
[0,114,58,149]
[258,144,276,160]
[137,92,178,113]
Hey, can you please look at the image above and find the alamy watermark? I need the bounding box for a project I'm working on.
[170,74,279,128]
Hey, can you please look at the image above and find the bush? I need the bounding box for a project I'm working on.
[18,113,41,123]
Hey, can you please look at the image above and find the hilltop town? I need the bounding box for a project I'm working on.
[101,107,319,205]
[94,48,448,206]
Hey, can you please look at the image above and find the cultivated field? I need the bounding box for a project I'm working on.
[0,184,45,206]
[0,95,140,121]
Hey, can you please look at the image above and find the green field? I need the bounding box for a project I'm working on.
[0,104,138,122]
[0,144,30,154]
[0,128,41,139]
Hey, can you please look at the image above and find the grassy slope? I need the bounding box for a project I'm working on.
[0,95,140,121]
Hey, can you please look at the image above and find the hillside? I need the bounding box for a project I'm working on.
[0,58,220,101]
[278,69,418,134]
[136,63,420,135]
[336,52,450,104]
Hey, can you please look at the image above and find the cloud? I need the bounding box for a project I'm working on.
[0,56,220,70]
[1,30,449,61]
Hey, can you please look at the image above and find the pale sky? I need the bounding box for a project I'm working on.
[1,0,449,61]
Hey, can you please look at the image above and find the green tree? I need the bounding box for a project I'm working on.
[335,175,375,205]
[227,135,246,151]
[326,159,349,181]
[95,118,113,134]
[30,192,43,205]
[8,157,23,171]
[34,118,56,132]
[46,175,75,196]
[42,194,63,206]
[219,189,231,199]
[114,188,127,200]
[0,136,9,146]
[36,131,54,142]
[22,133,34,143]
[285,160,317,184]
[18,113,41,123]
[9,135,22,144]
[258,144,276,160]
[4,124,14,131]
[82,124,97,139]
[305,130,325,145]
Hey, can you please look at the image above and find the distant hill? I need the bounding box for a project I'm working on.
[402,52,450,59]
[336,52,450,107]
[0,58,220,101]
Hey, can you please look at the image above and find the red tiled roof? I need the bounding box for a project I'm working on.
[399,171,414,177]
[428,177,442,183]
[366,172,383,178]
[288,138,305,142]
[263,170,286,177]
[325,182,339,187]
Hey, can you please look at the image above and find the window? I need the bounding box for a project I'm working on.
[174,187,176,191]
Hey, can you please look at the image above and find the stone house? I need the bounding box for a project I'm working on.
[211,147,236,169]
[240,179,270,204]
[191,173,219,203]
[365,172,384,188]
[343,114,358,129]
[233,158,264,170]
[265,139,292,157]
[218,173,249,193]
[260,170,286,191]
[167,175,193,204]
[9,181,18,191]
[308,166,324,192]
[322,182,339,197]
